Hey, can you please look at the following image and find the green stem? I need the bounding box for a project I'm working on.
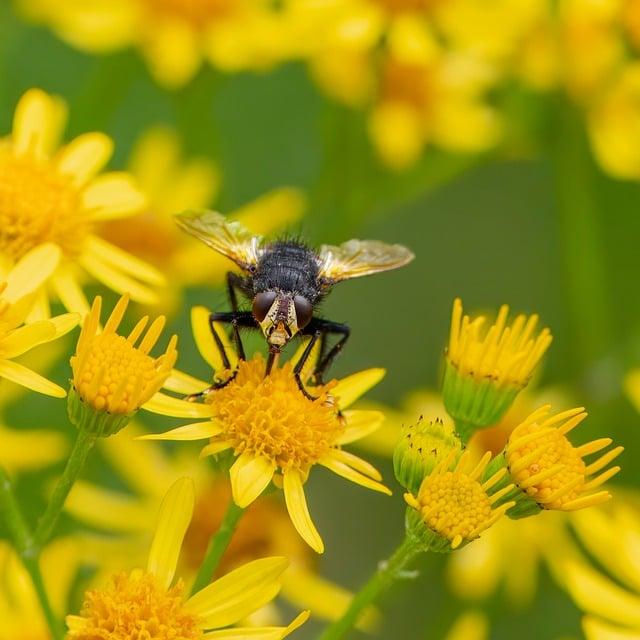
[190,499,245,595]
[35,428,97,547]
[319,535,421,640]
[0,467,62,639]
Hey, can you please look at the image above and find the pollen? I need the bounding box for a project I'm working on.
[71,295,177,414]
[506,405,623,511]
[208,355,344,472]
[447,298,553,388]
[0,152,89,261]
[67,570,202,640]
[406,451,515,549]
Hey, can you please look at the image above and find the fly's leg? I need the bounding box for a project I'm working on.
[305,319,350,385]
[292,330,322,401]
[226,272,246,312]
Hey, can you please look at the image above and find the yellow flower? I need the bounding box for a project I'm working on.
[443,298,552,439]
[404,450,515,551]
[0,88,163,316]
[100,126,304,299]
[0,537,79,639]
[142,306,390,553]
[64,430,377,631]
[444,610,489,640]
[68,294,177,436]
[0,244,79,398]
[20,0,295,88]
[553,497,640,639]
[66,478,308,639]
[502,404,622,513]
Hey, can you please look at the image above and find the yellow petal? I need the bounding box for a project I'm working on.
[444,611,489,640]
[232,187,305,235]
[82,172,147,218]
[0,321,55,358]
[0,425,67,473]
[12,88,66,158]
[202,611,310,639]
[163,368,210,395]
[3,243,61,301]
[143,392,214,418]
[0,359,65,397]
[84,235,165,285]
[283,469,324,554]
[50,268,90,316]
[137,421,221,441]
[230,453,275,508]
[56,132,113,185]
[147,477,195,589]
[331,369,385,410]
[200,441,234,458]
[320,453,392,496]
[185,557,288,629]
[128,126,180,193]
[41,536,81,616]
[582,616,640,640]
[191,306,238,370]
[49,313,80,338]
[337,410,385,444]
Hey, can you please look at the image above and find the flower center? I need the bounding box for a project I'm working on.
[375,0,439,14]
[507,423,585,508]
[417,471,493,542]
[381,60,434,111]
[182,478,311,576]
[142,0,235,26]
[0,152,88,261]
[69,571,201,640]
[74,334,161,413]
[208,356,344,472]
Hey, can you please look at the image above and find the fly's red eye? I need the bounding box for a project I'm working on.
[294,295,313,329]
[252,292,277,322]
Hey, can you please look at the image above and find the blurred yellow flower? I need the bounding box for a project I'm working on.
[444,610,489,640]
[20,0,296,88]
[404,449,515,551]
[68,294,177,438]
[142,306,389,553]
[64,431,377,630]
[0,88,163,316]
[0,245,79,398]
[100,126,304,302]
[66,478,308,639]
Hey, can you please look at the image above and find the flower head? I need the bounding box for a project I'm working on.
[443,298,552,441]
[66,477,308,639]
[0,88,163,316]
[500,405,622,514]
[69,294,177,436]
[142,306,390,553]
[404,450,515,552]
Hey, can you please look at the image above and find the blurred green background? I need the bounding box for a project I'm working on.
[2,2,640,637]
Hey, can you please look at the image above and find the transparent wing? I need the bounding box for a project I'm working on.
[317,239,414,283]
[175,210,262,271]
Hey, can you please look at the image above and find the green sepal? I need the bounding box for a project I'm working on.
[442,360,522,444]
[67,386,135,438]
[481,451,542,519]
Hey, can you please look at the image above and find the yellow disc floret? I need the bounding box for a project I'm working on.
[71,295,177,415]
[405,451,515,550]
[208,355,343,472]
[506,405,623,511]
[67,570,202,640]
[0,153,89,261]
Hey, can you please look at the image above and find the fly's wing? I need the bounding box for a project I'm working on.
[317,239,414,284]
[175,210,263,271]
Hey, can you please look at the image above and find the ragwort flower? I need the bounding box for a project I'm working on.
[69,294,177,437]
[142,306,390,553]
[0,88,163,316]
[67,477,308,639]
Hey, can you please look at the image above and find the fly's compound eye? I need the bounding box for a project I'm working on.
[252,292,277,322]
[293,295,313,329]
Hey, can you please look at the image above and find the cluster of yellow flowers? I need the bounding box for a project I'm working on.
[14,0,640,177]
[0,85,632,640]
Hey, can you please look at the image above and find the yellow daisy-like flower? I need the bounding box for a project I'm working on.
[20,0,294,88]
[100,126,304,299]
[66,478,308,639]
[443,298,552,440]
[69,294,177,436]
[0,88,163,317]
[404,450,515,551]
[64,431,377,631]
[0,244,79,398]
[142,306,390,553]
[503,404,622,513]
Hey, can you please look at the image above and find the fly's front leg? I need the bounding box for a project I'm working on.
[305,319,350,385]
[293,330,322,401]
[226,272,245,312]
